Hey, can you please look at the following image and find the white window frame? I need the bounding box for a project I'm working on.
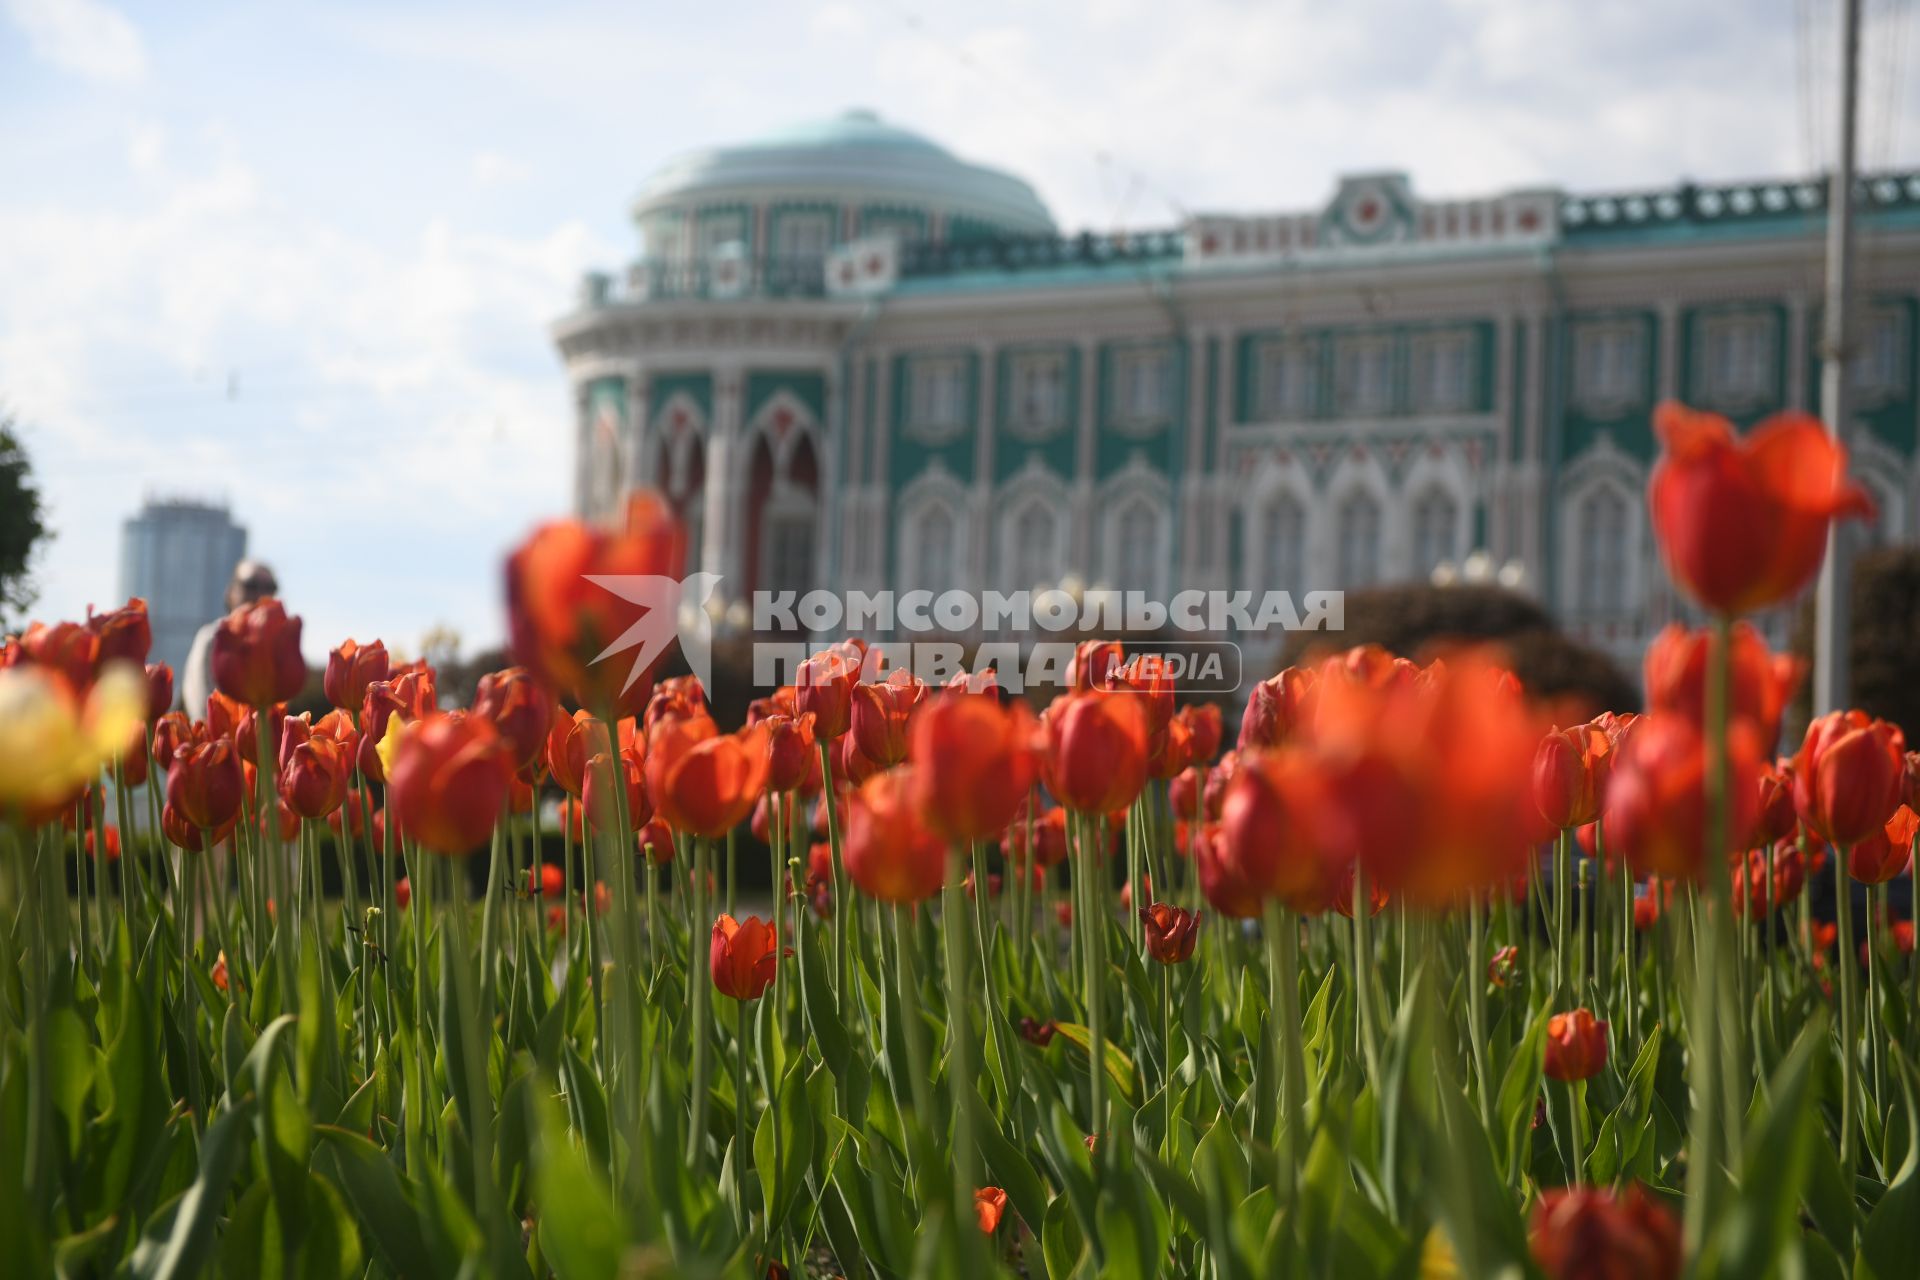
[1409,331,1473,413]
[760,498,817,598]
[906,355,968,441]
[698,210,748,258]
[1409,486,1461,579]
[772,210,833,261]
[1251,339,1317,420]
[1572,485,1632,616]
[1007,350,1069,437]
[1334,488,1383,587]
[1259,493,1308,587]
[1572,322,1645,415]
[1334,335,1393,417]
[1111,347,1175,430]
[1697,311,1776,409]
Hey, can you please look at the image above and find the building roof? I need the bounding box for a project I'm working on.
[631,108,1056,233]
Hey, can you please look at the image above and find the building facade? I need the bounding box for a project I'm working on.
[119,498,247,679]
[552,109,1920,669]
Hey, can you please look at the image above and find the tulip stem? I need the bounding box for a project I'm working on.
[1078,814,1108,1163]
[1352,864,1382,1086]
[1834,847,1858,1174]
[1554,829,1571,1005]
[891,904,934,1184]
[943,847,982,1201]
[1263,900,1303,1204]
[733,992,749,1232]
[1684,614,1737,1257]
[1468,897,1492,1130]
[687,835,712,1170]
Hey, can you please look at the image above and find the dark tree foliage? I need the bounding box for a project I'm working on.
[0,411,49,632]
[1280,583,1640,715]
[1793,547,1920,744]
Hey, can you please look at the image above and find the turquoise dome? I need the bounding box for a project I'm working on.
[633,108,1055,234]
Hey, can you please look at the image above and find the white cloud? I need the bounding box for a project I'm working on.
[470,150,528,187]
[4,0,147,85]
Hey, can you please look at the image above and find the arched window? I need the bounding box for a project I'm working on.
[1261,493,1306,587]
[1410,487,1460,580]
[1115,500,1161,592]
[914,504,956,591]
[1336,490,1382,587]
[1574,487,1629,614]
[1011,502,1058,590]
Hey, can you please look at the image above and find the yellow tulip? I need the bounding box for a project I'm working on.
[0,661,145,817]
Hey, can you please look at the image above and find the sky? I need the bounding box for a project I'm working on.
[3,0,1916,663]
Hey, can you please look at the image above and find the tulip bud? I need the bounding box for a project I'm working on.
[1543,1008,1608,1081]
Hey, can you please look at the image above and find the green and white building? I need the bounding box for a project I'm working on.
[552,109,1920,667]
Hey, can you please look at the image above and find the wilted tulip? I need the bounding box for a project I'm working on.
[1543,1008,1609,1081]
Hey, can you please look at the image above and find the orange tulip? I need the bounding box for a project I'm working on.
[851,668,926,767]
[908,693,1037,841]
[974,1186,1008,1235]
[1603,713,1762,881]
[358,668,437,782]
[710,914,783,1000]
[210,599,306,708]
[1848,805,1917,884]
[1532,725,1607,831]
[1643,622,1802,754]
[1528,1185,1680,1280]
[844,767,946,903]
[388,712,514,856]
[645,675,708,731]
[324,638,390,713]
[1193,822,1262,920]
[1042,691,1149,815]
[583,741,650,834]
[22,620,99,693]
[1104,652,1175,735]
[1543,1008,1608,1081]
[1070,639,1124,691]
[760,711,816,794]
[504,496,683,715]
[1178,702,1223,763]
[644,715,769,839]
[1219,749,1338,912]
[1793,710,1908,847]
[1004,805,1069,869]
[1732,840,1806,917]
[796,649,859,740]
[1139,902,1200,964]
[1238,667,1317,750]
[1648,402,1873,615]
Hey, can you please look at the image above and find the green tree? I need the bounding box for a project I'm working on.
[0,409,49,633]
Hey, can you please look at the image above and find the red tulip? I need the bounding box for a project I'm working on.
[1533,724,1607,831]
[1139,902,1200,964]
[1193,822,1262,920]
[282,732,351,820]
[1219,749,1339,912]
[546,708,611,798]
[1178,703,1223,763]
[1004,805,1069,869]
[22,621,98,693]
[210,599,305,707]
[1329,860,1389,919]
[973,1186,1008,1235]
[1528,1184,1680,1280]
[639,817,676,865]
[1753,761,1798,847]
[166,738,245,831]
[851,669,926,767]
[1104,652,1175,735]
[324,638,390,713]
[763,711,817,793]
[358,668,437,782]
[583,742,650,834]
[908,693,1037,841]
[1487,944,1519,988]
[1239,668,1317,750]
[1848,805,1918,884]
[1732,839,1806,917]
[473,666,553,774]
[394,877,411,910]
[796,649,859,740]
[1649,402,1874,615]
[1147,712,1193,781]
[1794,710,1908,847]
[710,914,783,1000]
[1603,713,1762,881]
[1543,1007,1608,1081]
[1643,622,1802,754]
[85,823,121,861]
[645,675,708,731]
[388,712,513,855]
[143,662,174,721]
[87,598,151,666]
[503,495,685,717]
[844,767,946,903]
[1042,691,1149,815]
[644,715,769,839]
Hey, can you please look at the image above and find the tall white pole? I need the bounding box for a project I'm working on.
[1813,0,1863,716]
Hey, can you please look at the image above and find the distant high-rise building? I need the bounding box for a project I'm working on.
[120,498,247,685]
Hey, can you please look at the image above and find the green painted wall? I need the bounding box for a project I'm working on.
[888,350,980,489]
[1555,309,1660,464]
[650,372,713,428]
[746,370,827,423]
